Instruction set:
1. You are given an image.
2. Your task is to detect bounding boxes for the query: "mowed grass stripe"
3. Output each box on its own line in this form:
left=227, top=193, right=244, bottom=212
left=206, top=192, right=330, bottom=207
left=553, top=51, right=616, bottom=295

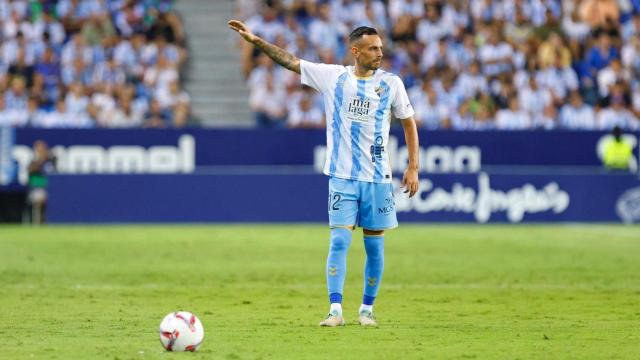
left=1, top=225, right=639, bottom=359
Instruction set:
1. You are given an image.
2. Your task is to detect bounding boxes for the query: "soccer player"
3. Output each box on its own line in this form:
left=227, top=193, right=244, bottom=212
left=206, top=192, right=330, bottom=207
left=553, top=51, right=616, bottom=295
left=229, top=20, right=419, bottom=327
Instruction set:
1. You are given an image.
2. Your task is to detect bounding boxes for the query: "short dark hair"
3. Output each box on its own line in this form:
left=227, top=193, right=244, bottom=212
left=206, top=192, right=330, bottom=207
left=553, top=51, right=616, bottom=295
left=349, top=26, right=378, bottom=44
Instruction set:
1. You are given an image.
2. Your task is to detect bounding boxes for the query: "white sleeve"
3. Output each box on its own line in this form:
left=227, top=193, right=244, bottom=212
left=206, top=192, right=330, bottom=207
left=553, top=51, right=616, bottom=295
left=391, top=76, right=415, bottom=120
left=300, top=60, right=343, bottom=93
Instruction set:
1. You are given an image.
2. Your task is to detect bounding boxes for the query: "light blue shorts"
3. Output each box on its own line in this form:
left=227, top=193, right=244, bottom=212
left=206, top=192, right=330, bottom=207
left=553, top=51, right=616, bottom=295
left=328, top=177, right=398, bottom=230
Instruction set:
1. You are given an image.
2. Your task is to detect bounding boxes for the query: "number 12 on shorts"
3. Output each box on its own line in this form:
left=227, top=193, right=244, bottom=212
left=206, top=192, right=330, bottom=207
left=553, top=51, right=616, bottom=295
left=329, top=193, right=341, bottom=211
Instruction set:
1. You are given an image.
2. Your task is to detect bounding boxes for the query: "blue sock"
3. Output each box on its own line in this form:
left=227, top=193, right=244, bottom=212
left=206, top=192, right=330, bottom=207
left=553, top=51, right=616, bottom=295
left=363, top=235, right=384, bottom=305
left=326, top=228, right=352, bottom=304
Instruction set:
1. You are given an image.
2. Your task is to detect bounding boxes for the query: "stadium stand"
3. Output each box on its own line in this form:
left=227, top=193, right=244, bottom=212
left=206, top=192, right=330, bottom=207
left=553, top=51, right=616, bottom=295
left=0, top=0, right=190, bottom=128
left=175, top=0, right=253, bottom=127
left=237, top=0, right=640, bottom=130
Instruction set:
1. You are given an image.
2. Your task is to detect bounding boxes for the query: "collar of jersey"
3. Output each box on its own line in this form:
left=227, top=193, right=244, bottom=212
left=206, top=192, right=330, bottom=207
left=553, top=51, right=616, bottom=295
left=349, top=66, right=376, bottom=80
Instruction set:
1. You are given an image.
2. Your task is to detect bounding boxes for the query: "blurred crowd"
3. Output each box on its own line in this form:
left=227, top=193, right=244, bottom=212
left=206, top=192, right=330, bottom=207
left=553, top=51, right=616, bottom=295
left=237, top=0, right=640, bottom=131
left=0, top=0, right=190, bottom=128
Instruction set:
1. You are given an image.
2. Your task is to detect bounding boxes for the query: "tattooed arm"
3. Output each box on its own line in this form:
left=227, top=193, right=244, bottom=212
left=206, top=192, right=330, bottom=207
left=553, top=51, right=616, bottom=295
left=228, top=19, right=300, bottom=74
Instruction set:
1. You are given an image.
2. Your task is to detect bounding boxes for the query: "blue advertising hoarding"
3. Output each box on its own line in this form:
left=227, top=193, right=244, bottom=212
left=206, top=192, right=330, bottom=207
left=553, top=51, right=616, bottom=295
left=2, top=128, right=639, bottom=223
left=10, top=128, right=632, bottom=168
left=4, top=128, right=638, bottom=186
left=47, top=172, right=640, bottom=224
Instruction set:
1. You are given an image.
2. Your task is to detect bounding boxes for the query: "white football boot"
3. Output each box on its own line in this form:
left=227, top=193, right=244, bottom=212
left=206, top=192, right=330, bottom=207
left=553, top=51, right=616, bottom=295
left=358, top=310, right=378, bottom=326
left=319, top=310, right=345, bottom=327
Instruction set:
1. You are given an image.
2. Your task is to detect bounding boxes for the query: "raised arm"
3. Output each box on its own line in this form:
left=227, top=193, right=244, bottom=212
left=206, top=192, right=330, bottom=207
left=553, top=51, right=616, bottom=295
left=400, top=117, right=419, bottom=197
left=228, top=19, right=300, bottom=74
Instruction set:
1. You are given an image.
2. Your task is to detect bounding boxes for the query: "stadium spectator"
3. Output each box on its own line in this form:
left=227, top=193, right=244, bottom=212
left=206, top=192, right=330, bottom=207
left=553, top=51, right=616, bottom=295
left=622, top=13, right=640, bottom=40
left=144, top=99, right=171, bottom=128
left=64, top=82, right=92, bottom=126
left=0, top=92, right=28, bottom=127
left=533, top=8, right=563, bottom=41
left=559, top=91, right=597, bottom=129
left=537, top=32, right=571, bottom=69
left=518, top=77, right=552, bottom=120
left=600, top=82, right=632, bottom=108
left=537, top=56, right=579, bottom=103
left=4, top=77, right=28, bottom=111
left=308, top=1, right=348, bottom=60
left=2, top=32, right=38, bottom=67
left=60, top=34, right=91, bottom=68
left=286, top=86, right=324, bottom=128
left=496, top=97, right=530, bottom=130
left=144, top=54, right=178, bottom=98
left=388, top=0, right=423, bottom=22
left=562, top=7, right=591, bottom=42
left=148, top=9, right=187, bottom=48
left=602, top=126, right=634, bottom=171
left=504, top=8, right=534, bottom=44
left=236, top=0, right=640, bottom=131
left=585, top=32, right=619, bottom=78
left=32, top=98, right=70, bottom=128
left=98, top=95, right=144, bottom=128
left=34, top=47, right=61, bottom=103
left=81, top=12, right=116, bottom=46
left=579, top=0, right=619, bottom=29
left=249, top=70, right=287, bottom=128
left=533, top=104, right=558, bottom=129
left=598, top=58, right=630, bottom=97
left=7, top=49, right=34, bottom=87
left=156, top=80, right=188, bottom=111
left=621, top=35, right=640, bottom=76
left=409, top=79, right=450, bottom=129
left=0, top=1, right=188, bottom=128
left=33, top=11, right=66, bottom=46
left=492, top=75, right=516, bottom=109
left=451, top=101, right=475, bottom=130
left=113, top=1, right=145, bottom=38
left=389, top=8, right=414, bottom=42
left=26, top=140, right=55, bottom=224
left=420, top=36, right=452, bottom=72
left=598, top=95, right=639, bottom=130
left=245, top=3, right=287, bottom=44
left=449, top=33, right=477, bottom=71
left=455, top=61, right=488, bottom=99
left=416, top=3, right=451, bottom=45
left=478, top=29, right=513, bottom=76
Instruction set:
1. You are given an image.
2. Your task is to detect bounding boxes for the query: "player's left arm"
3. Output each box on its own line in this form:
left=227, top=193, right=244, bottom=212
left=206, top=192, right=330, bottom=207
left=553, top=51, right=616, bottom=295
left=400, top=117, right=419, bottom=197
left=391, top=76, right=419, bottom=197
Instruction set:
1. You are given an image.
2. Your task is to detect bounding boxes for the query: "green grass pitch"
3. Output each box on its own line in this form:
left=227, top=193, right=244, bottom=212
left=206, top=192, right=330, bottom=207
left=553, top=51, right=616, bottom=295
left=2, top=224, right=639, bottom=359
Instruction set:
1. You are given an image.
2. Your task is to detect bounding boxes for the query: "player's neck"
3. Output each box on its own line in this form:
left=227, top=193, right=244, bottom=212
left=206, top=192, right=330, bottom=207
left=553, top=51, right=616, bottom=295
left=353, top=64, right=375, bottom=79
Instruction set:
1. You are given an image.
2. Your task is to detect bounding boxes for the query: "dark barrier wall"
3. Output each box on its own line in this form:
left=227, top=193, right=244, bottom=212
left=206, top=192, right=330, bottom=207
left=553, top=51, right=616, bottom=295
left=9, top=128, right=638, bottom=169
left=3, top=129, right=639, bottom=223
left=48, top=173, right=640, bottom=224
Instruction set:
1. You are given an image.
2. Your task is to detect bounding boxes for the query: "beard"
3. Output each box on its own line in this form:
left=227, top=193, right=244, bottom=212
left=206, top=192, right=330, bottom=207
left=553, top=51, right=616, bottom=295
left=368, top=59, right=382, bottom=70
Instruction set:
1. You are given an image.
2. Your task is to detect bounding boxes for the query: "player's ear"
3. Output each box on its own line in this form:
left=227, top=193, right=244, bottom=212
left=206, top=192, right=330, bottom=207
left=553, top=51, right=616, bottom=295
left=350, top=45, right=358, bottom=57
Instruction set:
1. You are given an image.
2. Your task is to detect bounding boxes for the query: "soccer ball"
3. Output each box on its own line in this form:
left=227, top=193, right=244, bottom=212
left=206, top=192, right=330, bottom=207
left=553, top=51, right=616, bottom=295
left=158, top=311, right=204, bottom=352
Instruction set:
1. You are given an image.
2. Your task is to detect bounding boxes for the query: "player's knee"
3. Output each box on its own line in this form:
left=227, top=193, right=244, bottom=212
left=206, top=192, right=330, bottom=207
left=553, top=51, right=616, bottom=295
left=330, top=237, right=350, bottom=252
left=364, top=236, right=384, bottom=259
left=330, top=228, right=352, bottom=252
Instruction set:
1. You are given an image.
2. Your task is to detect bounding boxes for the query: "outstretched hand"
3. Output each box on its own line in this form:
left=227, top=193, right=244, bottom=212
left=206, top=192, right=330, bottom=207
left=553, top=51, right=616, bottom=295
left=228, top=19, right=255, bottom=43
left=402, top=167, right=419, bottom=198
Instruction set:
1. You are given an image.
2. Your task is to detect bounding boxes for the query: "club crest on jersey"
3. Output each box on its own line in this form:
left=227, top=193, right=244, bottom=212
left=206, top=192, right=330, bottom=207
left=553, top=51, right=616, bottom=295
left=374, top=86, right=386, bottom=97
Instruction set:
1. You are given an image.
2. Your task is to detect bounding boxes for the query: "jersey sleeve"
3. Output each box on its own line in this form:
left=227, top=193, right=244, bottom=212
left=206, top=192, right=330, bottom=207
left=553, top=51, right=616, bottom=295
left=300, top=60, right=344, bottom=93
left=390, top=76, right=415, bottom=120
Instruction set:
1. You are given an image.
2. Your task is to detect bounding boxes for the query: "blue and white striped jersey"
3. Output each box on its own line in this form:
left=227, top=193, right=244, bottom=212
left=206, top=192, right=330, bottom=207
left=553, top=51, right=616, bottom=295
left=300, top=60, right=414, bottom=184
